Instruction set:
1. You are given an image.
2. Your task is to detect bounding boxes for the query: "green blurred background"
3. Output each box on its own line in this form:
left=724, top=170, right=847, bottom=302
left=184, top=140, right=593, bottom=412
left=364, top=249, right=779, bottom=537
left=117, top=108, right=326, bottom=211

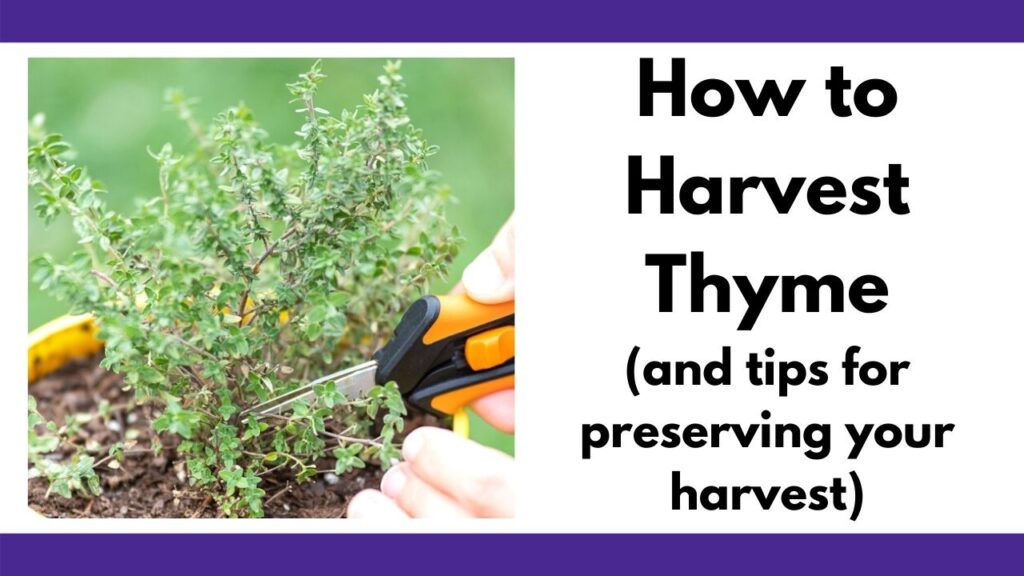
left=28, top=58, right=514, bottom=452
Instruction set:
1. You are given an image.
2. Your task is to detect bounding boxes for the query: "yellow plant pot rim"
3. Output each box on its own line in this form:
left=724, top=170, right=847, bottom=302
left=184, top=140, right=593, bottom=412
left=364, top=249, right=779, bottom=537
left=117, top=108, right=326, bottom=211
left=28, top=314, right=103, bottom=384
left=27, top=303, right=294, bottom=385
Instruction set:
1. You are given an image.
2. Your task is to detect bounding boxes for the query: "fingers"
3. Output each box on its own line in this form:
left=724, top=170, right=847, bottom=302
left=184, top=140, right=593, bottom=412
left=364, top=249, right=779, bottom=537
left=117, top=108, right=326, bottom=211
left=462, top=215, right=515, bottom=304
left=347, top=428, right=515, bottom=519
left=377, top=462, right=472, bottom=518
left=353, top=215, right=517, bottom=521
left=401, top=427, right=515, bottom=518
left=346, top=489, right=409, bottom=519
left=348, top=468, right=472, bottom=519
left=470, top=389, right=515, bottom=434
left=459, top=215, right=516, bottom=431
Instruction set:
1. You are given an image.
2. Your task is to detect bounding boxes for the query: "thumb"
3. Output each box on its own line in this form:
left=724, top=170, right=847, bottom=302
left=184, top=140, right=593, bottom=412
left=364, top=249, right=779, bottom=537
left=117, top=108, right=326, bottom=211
left=462, top=216, right=514, bottom=304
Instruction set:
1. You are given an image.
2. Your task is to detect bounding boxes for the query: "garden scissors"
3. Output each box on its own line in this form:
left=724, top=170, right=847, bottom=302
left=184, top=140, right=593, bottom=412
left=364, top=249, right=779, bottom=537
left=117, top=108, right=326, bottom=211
left=241, top=293, right=514, bottom=436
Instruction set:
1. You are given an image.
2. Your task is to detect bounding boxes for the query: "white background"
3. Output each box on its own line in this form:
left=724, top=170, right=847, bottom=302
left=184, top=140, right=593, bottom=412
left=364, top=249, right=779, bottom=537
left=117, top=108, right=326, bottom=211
left=1, top=44, right=1022, bottom=532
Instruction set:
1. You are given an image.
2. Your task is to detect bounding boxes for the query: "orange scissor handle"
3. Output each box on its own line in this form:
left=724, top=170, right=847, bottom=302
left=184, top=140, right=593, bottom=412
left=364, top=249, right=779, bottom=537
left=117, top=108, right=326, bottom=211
left=423, top=294, right=514, bottom=344
left=373, top=293, right=514, bottom=416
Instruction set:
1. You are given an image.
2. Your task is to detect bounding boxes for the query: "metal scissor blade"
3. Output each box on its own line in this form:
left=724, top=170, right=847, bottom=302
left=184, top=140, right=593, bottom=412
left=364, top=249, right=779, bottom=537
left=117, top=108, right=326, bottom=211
left=240, top=360, right=379, bottom=419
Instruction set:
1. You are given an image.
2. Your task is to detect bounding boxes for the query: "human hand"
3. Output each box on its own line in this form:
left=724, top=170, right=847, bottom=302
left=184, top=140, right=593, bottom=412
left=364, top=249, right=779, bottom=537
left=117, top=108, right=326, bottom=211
left=458, top=215, right=515, bottom=433
left=347, top=216, right=516, bottom=518
left=347, top=427, right=514, bottom=518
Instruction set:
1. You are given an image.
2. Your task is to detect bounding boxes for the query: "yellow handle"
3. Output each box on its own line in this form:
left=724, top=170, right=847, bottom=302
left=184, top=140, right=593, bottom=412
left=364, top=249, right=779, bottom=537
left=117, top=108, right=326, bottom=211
left=453, top=407, right=470, bottom=438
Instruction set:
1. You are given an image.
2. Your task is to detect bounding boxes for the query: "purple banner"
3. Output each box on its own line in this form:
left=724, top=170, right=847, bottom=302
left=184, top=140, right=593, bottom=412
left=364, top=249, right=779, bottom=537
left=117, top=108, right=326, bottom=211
left=2, top=534, right=1023, bottom=575
left=1, top=0, right=1023, bottom=42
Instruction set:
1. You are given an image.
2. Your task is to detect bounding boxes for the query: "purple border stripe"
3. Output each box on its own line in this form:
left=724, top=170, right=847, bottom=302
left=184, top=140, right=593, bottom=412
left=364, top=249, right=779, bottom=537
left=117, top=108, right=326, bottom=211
left=2, top=0, right=1024, bottom=41
left=2, top=534, right=1023, bottom=575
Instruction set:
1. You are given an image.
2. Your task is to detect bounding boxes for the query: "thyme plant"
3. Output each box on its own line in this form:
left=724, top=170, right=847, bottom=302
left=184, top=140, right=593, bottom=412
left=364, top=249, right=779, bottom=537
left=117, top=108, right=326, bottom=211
left=28, top=61, right=461, bottom=517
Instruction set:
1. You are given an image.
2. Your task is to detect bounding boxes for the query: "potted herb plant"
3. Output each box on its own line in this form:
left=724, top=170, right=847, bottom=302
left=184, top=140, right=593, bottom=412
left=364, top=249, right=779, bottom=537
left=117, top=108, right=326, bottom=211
left=27, top=61, right=463, bottom=518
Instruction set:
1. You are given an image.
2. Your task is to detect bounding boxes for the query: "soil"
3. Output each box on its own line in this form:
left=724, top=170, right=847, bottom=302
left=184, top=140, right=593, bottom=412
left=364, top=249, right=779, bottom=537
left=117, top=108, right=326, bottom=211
left=28, top=354, right=438, bottom=518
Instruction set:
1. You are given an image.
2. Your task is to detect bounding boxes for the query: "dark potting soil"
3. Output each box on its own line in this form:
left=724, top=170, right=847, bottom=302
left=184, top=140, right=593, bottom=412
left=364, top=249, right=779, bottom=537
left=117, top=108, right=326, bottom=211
left=28, top=354, right=439, bottom=518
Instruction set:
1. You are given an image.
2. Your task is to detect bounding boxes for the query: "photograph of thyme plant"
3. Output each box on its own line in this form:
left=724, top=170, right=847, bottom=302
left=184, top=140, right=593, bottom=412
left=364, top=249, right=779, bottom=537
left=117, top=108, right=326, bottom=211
left=27, top=59, right=513, bottom=518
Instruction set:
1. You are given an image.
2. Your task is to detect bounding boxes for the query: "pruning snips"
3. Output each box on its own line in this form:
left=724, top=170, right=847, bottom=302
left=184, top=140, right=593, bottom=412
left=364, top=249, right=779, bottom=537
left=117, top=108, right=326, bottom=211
left=241, top=293, right=514, bottom=437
